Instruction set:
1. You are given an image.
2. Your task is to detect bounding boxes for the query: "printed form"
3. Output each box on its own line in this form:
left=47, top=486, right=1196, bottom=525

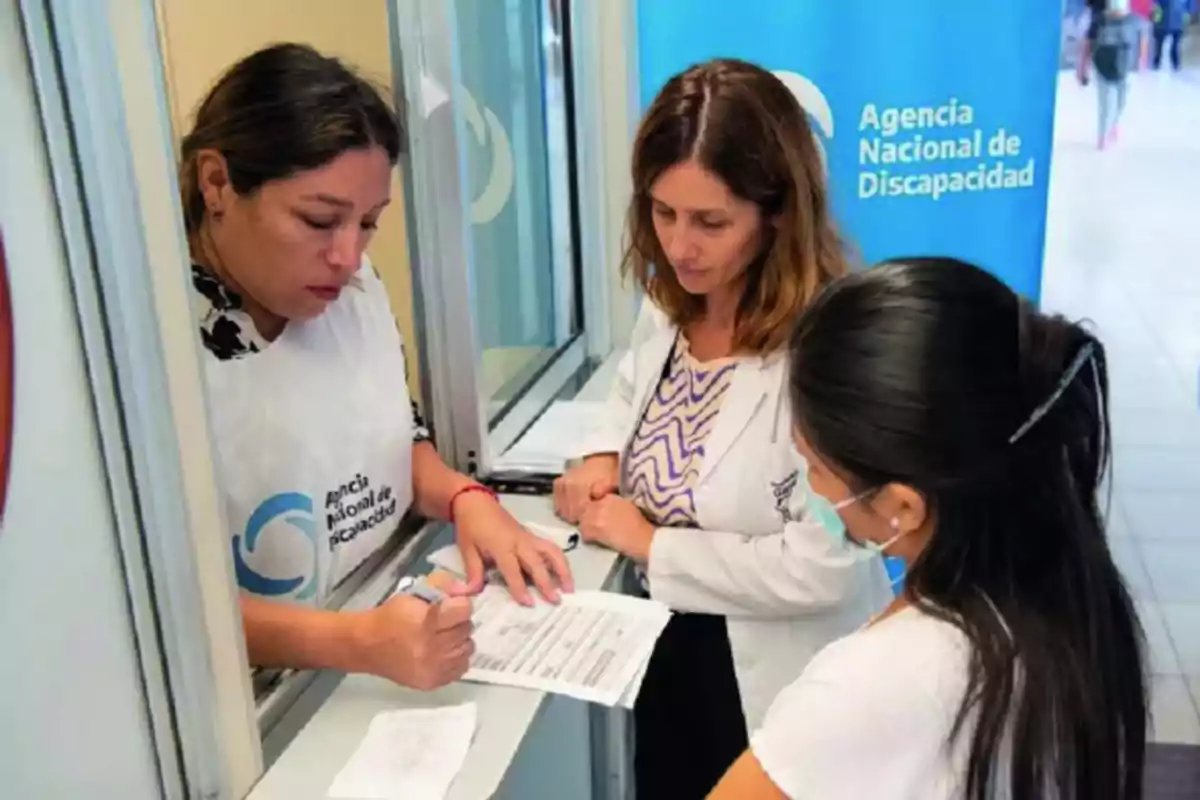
left=464, top=586, right=671, bottom=708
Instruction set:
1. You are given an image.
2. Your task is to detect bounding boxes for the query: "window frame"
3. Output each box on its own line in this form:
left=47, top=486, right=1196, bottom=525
left=20, top=0, right=260, bottom=794
left=395, top=0, right=607, bottom=479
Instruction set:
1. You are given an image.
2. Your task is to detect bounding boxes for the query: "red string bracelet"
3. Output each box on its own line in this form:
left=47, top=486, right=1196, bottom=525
left=448, top=483, right=498, bottom=522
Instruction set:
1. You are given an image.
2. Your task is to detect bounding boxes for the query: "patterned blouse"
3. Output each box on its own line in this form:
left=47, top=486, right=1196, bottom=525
left=625, top=336, right=738, bottom=527
left=191, top=264, right=431, bottom=442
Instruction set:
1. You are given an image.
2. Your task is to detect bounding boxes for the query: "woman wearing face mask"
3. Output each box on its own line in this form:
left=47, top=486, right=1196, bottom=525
left=183, top=43, right=572, bottom=691
left=553, top=59, right=889, bottom=798
left=712, top=257, right=1147, bottom=799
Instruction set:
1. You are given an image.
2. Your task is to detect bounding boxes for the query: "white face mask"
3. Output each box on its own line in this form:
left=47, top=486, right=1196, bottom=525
left=808, top=487, right=909, bottom=562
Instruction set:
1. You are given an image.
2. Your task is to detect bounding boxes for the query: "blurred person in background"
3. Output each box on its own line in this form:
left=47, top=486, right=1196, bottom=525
left=1131, top=0, right=1155, bottom=69
left=1152, top=0, right=1195, bottom=71
left=1079, top=0, right=1138, bottom=149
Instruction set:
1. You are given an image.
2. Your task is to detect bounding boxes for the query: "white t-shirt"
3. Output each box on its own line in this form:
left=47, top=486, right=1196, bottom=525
left=750, top=606, right=1005, bottom=800
left=200, top=263, right=415, bottom=606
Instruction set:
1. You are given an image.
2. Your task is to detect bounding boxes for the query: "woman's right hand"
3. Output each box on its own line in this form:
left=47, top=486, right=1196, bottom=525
left=352, top=593, right=474, bottom=690
left=554, top=454, right=620, bottom=524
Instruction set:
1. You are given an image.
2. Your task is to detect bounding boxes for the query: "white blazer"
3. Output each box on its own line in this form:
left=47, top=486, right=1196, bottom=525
left=581, top=302, right=891, bottom=731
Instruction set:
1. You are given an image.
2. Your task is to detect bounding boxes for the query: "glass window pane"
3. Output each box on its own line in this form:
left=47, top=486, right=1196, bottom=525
left=454, top=0, right=580, bottom=418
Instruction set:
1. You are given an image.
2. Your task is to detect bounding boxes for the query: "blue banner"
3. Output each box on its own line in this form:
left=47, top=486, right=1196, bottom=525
left=637, top=2, right=1062, bottom=301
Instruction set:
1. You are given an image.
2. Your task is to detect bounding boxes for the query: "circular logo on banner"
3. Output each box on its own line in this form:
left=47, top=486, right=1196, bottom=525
left=460, top=87, right=515, bottom=225
left=772, top=70, right=835, bottom=174
left=232, top=492, right=319, bottom=600
left=0, top=231, right=12, bottom=529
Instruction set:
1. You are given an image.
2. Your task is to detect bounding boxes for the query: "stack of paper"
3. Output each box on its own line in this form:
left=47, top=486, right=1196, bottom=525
left=328, top=703, right=477, bottom=800
left=464, top=585, right=671, bottom=709
left=418, top=518, right=668, bottom=709
left=491, top=400, right=608, bottom=473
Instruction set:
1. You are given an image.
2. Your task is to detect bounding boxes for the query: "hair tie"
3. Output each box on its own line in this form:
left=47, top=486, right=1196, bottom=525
left=1009, top=342, right=1097, bottom=445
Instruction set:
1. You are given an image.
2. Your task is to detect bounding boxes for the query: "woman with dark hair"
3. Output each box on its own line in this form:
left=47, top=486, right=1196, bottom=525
left=182, top=43, right=571, bottom=690
left=553, top=58, right=888, bottom=798
left=711, top=257, right=1147, bottom=799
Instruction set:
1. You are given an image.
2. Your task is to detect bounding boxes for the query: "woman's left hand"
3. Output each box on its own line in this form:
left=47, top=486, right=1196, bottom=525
left=578, top=495, right=656, bottom=563
left=454, top=493, right=575, bottom=606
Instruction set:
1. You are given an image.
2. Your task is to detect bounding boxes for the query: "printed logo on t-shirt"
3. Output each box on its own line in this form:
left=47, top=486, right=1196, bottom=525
left=233, top=473, right=401, bottom=601
left=232, top=492, right=319, bottom=600
left=772, top=469, right=801, bottom=523
left=324, top=472, right=398, bottom=549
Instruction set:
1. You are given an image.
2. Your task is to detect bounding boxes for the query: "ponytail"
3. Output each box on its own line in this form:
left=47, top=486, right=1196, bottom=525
left=1013, top=302, right=1109, bottom=489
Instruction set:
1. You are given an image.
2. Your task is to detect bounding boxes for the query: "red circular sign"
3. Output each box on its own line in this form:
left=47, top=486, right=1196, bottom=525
left=0, top=231, right=13, bottom=524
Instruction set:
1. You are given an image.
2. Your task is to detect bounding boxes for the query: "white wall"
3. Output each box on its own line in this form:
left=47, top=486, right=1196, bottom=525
left=0, top=2, right=162, bottom=795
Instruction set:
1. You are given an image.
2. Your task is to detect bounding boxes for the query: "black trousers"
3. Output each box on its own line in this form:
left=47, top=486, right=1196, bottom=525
left=633, top=611, right=748, bottom=799
left=1153, top=29, right=1183, bottom=70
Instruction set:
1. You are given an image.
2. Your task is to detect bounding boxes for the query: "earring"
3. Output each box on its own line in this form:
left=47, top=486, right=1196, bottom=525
left=890, top=517, right=900, bottom=530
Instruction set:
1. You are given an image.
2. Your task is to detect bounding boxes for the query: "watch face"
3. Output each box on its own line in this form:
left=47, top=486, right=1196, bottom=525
left=0, top=231, right=12, bottom=528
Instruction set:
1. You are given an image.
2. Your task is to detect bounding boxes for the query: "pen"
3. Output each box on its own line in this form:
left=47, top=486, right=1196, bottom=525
left=393, top=575, right=446, bottom=604
left=480, top=471, right=559, bottom=496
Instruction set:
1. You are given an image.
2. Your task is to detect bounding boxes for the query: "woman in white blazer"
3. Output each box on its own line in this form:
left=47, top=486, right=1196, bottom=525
left=553, top=59, right=889, bottom=799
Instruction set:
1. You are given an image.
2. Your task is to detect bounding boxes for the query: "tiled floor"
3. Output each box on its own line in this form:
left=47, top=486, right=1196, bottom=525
left=1041, top=66, right=1200, bottom=746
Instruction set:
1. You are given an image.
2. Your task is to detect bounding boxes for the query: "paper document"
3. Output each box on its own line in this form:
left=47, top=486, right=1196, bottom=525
left=464, top=586, right=672, bottom=707
left=618, top=651, right=654, bottom=710
left=328, top=702, right=477, bottom=800
left=491, top=400, right=607, bottom=472
left=426, top=521, right=580, bottom=580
